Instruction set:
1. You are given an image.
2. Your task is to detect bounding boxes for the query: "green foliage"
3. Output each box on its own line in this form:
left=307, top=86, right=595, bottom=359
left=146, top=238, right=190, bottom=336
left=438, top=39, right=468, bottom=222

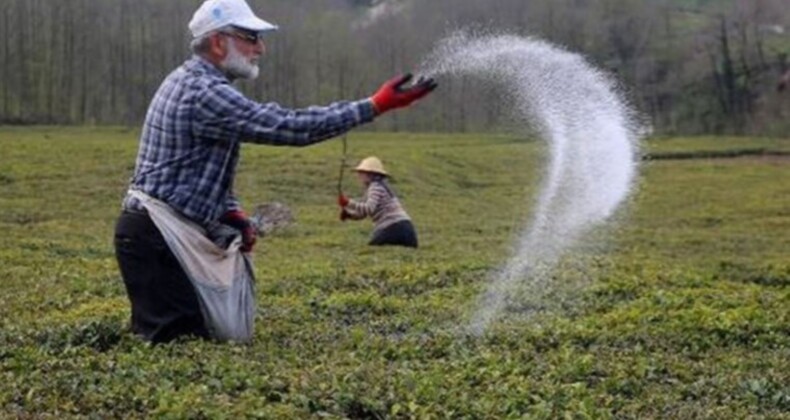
left=1, top=128, right=788, bottom=418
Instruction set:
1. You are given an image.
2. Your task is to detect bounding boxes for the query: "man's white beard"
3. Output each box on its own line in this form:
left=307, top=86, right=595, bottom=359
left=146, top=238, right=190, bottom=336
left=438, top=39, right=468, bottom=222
left=221, top=41, right=260, bottom=80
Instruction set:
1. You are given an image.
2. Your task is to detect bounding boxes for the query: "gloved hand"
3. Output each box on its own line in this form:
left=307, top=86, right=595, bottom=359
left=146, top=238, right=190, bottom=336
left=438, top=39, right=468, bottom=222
left=338, top=193, right=350, bottom=207
left=370, top=73, right=438, bottom=115
left=339, top=208, right=350, bottom=222
left=220, top=210, right=256, bottom=253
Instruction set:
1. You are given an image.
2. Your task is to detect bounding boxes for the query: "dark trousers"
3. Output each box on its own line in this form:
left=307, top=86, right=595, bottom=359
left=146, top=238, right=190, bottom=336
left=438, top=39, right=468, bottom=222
left=114, top=210, right=208, bottom=343
left=369, top=220, right=418, bottom=248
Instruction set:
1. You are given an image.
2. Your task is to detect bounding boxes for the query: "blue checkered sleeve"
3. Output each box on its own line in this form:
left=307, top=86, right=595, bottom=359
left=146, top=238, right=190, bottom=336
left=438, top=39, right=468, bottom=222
left=196, top=82, right=376, bottom=146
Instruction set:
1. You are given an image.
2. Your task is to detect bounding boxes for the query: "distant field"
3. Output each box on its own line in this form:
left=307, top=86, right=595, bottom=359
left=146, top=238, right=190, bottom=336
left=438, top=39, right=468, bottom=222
left=0, top=127, right=788, bottom=418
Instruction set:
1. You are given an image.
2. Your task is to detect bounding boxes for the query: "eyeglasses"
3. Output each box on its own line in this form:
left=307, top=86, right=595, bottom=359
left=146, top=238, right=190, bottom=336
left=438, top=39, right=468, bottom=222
left=221, top=28, right=265, bottom=45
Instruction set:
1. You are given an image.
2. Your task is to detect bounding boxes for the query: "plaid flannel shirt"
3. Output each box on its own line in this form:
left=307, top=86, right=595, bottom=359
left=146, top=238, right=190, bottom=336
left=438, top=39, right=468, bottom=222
left=124, top=56, right=376, bottom=225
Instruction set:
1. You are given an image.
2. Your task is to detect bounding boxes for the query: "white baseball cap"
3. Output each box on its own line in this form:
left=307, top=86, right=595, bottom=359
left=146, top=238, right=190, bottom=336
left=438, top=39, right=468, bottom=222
left=189, top=0, right=278, bottom=39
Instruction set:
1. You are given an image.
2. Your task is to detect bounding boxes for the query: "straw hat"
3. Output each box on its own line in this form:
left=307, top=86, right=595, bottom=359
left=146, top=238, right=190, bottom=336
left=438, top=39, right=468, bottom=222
left=353, top=156, right=388, bottom=176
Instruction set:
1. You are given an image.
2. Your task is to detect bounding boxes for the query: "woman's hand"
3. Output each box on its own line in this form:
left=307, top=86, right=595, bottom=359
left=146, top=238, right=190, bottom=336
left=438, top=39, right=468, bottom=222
left=339, top=208, right=350, bottom=222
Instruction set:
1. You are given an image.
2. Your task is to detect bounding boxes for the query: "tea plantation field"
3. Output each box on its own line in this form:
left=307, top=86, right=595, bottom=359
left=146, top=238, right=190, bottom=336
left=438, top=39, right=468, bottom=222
left=1, top=127, right=788, bottom=418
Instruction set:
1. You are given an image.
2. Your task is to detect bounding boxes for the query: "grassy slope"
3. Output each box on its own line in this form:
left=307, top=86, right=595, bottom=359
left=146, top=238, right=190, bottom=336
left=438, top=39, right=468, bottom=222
left=0, top=127, right=788, bottom=418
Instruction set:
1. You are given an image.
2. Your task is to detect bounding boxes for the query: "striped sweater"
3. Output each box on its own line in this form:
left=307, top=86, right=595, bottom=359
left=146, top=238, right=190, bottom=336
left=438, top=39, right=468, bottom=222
left=344, top=181, right=410, bottom=232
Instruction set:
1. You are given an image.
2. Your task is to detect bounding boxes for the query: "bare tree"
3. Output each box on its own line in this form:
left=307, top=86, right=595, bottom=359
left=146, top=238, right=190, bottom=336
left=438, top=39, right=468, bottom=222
left=1, top=0, right=788, bottom=134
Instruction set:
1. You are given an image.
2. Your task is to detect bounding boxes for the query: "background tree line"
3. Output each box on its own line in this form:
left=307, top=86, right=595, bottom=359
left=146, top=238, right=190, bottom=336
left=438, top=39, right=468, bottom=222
left=1, top=0, right=788, bottom=135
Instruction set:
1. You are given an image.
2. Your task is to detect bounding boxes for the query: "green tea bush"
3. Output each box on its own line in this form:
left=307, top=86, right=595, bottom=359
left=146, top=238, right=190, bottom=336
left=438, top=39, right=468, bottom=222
left=0, top=129, right=788, bottom=418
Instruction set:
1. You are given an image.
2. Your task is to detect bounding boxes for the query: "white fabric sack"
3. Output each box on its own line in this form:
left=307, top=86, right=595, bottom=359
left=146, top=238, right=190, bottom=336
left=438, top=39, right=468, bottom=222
left=129, top=190, right=256, bottom=342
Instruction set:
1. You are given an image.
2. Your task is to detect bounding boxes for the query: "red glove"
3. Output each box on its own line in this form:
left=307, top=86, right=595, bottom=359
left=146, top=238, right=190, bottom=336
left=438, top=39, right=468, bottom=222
left=370, top=73, right=438, bottom=115
left=220, top=210, right=256, bottom=253
left=338, top=194, right=350, bottom=207
left=339, top=209, right=350, bottom=222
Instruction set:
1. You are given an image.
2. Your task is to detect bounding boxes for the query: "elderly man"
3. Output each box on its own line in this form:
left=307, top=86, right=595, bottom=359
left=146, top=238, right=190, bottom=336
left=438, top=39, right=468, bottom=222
left=114, top=0, right=436, bottom=343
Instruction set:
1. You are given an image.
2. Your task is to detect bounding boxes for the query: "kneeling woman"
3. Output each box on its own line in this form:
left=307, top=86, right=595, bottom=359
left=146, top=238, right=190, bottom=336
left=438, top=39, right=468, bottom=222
left=338, top=156, right=418, bottom=248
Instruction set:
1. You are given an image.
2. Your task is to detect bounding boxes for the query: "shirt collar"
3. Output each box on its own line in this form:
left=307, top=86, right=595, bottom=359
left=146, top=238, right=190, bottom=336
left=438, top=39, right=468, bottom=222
left=186, top=55, right=230, bottom=81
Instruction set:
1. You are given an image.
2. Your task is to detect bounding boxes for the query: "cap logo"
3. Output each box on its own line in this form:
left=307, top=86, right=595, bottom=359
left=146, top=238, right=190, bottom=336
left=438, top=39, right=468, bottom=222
left=212, top=7, right=223, bottom=19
